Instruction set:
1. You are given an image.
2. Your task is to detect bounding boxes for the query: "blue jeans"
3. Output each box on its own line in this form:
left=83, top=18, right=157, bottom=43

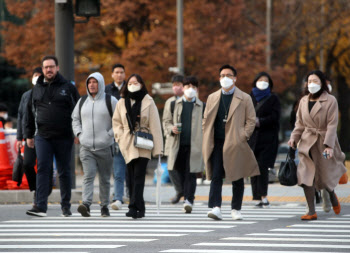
left=113, top=149, right=126, bottom=202
left=35, top=135, right=73, bottom=212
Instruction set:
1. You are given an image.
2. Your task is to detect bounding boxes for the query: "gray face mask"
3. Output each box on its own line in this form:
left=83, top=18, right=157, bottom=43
left=0, top=112, right=8, bottom=120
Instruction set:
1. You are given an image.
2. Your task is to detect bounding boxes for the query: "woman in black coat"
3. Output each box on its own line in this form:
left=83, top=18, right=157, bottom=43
left=248, top=72, right=281, bottom=207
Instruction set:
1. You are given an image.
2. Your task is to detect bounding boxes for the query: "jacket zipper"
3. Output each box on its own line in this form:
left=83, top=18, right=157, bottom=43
left=92, top=99, right=95, bottom=150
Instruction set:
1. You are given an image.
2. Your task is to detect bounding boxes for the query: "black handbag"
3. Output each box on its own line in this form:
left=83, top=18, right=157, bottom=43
left=12, top=148, right=24, bottom=186
left=278, top=148, right=298, bottom=186
left=134, top=130, right=154, bottom=150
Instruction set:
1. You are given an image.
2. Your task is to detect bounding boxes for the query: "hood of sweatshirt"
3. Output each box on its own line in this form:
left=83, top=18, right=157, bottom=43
left=86, top=72, right=105, bottom=100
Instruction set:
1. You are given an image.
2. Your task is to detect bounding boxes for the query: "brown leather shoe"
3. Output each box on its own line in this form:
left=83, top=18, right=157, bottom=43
left=333, top=194, right=341, bottom=215
left=301, top=213, right=317, bottom=220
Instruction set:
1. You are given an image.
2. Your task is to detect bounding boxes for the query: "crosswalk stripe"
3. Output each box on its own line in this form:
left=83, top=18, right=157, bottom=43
left=0, top=224, right=234, bottom=228
left=248, top=233, right=350, bottom=237
left=0, top=233, right=185, bottom=237
left=76, top=213, right=293, bottom=218
left=220, top=237, right=350, bottom=242
left=94, top=210, right=305, bottom=214
left=0, top=229, right=213, bottom=233
left=193, top=242, right=350, bottom=249
left=0, top=238, right=156, bottom=242
left=31, top=217, right=276, bottom=221
left=161, top=250, right=344, bottom=253
left=291, top=224, right=350, bottom=228
left=271, top=228, right=350, bottom=233
left=0, top=245, right=124, bottom=249
left=310, top=220, right=350, bottom=223
left=3, top=220, right=255, bottom=225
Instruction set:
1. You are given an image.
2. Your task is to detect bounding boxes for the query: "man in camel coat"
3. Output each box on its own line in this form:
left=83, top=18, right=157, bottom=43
left=202, top=64, right=259, bottom=220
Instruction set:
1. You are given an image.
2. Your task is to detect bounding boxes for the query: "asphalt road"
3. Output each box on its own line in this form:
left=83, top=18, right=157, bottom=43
left=1, top=202, right=350, bottom=253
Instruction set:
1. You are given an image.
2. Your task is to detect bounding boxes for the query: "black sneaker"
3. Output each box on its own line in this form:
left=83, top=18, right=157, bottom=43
left=137, top=211, right=145, bottom=218
left=101, top=206, right=110, bottom=217
left=62, top=207, right=72, bottom=217
left=77, top=204, right=90, bottom=217
left=26, top=206, right=47, bottom=217
left=126, top=209, right=137, bottom=219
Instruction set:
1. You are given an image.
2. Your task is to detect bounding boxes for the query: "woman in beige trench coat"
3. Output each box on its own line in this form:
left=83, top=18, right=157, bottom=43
left=112, top=74, right=163, bottom=219
left=288, top=70, right=346, bottom=220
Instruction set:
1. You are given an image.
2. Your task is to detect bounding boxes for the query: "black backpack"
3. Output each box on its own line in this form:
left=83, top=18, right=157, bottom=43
left=79, top=94, right=113, bottom=120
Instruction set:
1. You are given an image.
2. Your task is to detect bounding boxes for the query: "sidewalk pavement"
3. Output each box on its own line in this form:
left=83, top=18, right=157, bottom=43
left=1, top=168, right=349, bottom=205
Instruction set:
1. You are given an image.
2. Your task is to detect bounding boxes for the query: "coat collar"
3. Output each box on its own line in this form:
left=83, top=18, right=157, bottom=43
left=141, top=94, right=153, bottom=112
left=308, top=91, right=328, bottom=119
left=226, top=87, right=243, bottom=122
left=175, top=97, right=202, bottom=106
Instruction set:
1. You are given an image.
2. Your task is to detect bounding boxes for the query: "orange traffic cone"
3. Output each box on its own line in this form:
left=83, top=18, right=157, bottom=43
left=0, top=122, right=10, bottom=170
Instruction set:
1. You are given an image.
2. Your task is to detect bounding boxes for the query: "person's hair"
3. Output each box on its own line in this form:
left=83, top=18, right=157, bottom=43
left=120, top=74, right=148, bottom=98
left=252, top=71, right=274, bottom=90
left=219, top=64, right=237, bottom=76
left=0, top=103, right=8, bottom=112
left=183, top=76, right=199, bottom=87
left=112, top=63, right=125, bottom=72
left=42, top=55, right=58, bottom=66
left=304, top=70, right=329, bottom=98
left=171, top=75, right=184, bottom=83
left=33, top=67, right=43, bottom=75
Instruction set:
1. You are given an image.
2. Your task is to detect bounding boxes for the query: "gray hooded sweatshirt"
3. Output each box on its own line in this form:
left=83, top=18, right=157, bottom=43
left=72, top=72, right=118, bottom=151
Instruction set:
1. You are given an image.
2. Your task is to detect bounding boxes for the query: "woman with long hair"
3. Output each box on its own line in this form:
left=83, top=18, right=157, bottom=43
left=288, top=70, right=346, bottom=220
left=112, top=74, right=163, bottom=219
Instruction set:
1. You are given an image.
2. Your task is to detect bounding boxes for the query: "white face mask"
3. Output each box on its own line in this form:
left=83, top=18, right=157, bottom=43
left=308, top=83, right=321, bottom=94
left=256, top=81, right=269, bottom=90
left=127, top=84, right=141, bottom=93
left=220, top=77, right=234, bottom=89
left=328, top=84, right=332, bottom=93
left=184, top=87, right=197, bottom=99
left=32, top=76, right=39, bottom=85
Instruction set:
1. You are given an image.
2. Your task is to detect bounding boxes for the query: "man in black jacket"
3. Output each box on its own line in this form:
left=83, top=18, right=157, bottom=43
left=25, top=55, right=80, bottom=217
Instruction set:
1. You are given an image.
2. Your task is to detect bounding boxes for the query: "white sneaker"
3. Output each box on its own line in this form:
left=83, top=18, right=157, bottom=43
left=207, top=207, right=222, bottom=220
left=231, top=209, right=243, bottom=220
left=183, top=200, right=192, bottom=213
left=111, top=200, right=122, bottom=210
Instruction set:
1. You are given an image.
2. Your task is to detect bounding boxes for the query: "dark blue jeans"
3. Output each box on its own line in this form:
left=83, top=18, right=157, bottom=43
left=35, top=135, right=73, bottom=211
left=208, top=139, right=244, bottom=210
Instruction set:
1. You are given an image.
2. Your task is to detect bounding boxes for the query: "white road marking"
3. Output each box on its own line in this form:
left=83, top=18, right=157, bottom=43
left=194, top=242, right=350, bottom=249
left=0, top=238, right=156, bottom=242
left=0, top=245, right=124, bottom=249
left=220, top=237, right=350, bottom=242
left=0, top=233, right=185, bottom=237
left=271, top=228, right=350, bottom=233
left=0, top=224, right=233, bottom=228
left=4, top=220, right=255, bottom=225
left=160, top=250, right=344, bottom=253
left=248, top=233, right=350, bottom=238
left=0, top=228, right=213, bottom=233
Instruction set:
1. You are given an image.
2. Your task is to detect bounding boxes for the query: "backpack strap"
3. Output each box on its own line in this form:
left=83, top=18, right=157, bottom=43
left=105, top=93, right=113, bottom=118
left=202, top=102, right=206, bottom=116
left=78, top=95, right=88, bottom=122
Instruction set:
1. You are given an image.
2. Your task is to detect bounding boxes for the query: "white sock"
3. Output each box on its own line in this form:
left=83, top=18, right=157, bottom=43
left=262, top=198, right=268, bottom=203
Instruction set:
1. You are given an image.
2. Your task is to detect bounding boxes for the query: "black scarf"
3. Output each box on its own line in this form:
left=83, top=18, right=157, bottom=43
left=125, top=90, right=147, bottom=132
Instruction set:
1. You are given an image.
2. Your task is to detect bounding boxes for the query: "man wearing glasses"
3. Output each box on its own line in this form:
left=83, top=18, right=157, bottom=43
left=202, top=64, right=259, bottom=220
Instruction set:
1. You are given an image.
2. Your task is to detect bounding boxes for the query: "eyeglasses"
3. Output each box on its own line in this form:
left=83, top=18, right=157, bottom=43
left=220, top=74, right=234, bottom=78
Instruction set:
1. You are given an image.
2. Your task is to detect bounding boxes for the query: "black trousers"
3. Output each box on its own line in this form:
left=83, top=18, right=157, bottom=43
left=174, top=146, right=196, bottom=204
left=127, top=157, right=149, bottom=213
left=23, top=142, right=37, bottom=191
left=208, top=139, right=244, bottom=210
left=251, top=164, right=269, bottom=200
